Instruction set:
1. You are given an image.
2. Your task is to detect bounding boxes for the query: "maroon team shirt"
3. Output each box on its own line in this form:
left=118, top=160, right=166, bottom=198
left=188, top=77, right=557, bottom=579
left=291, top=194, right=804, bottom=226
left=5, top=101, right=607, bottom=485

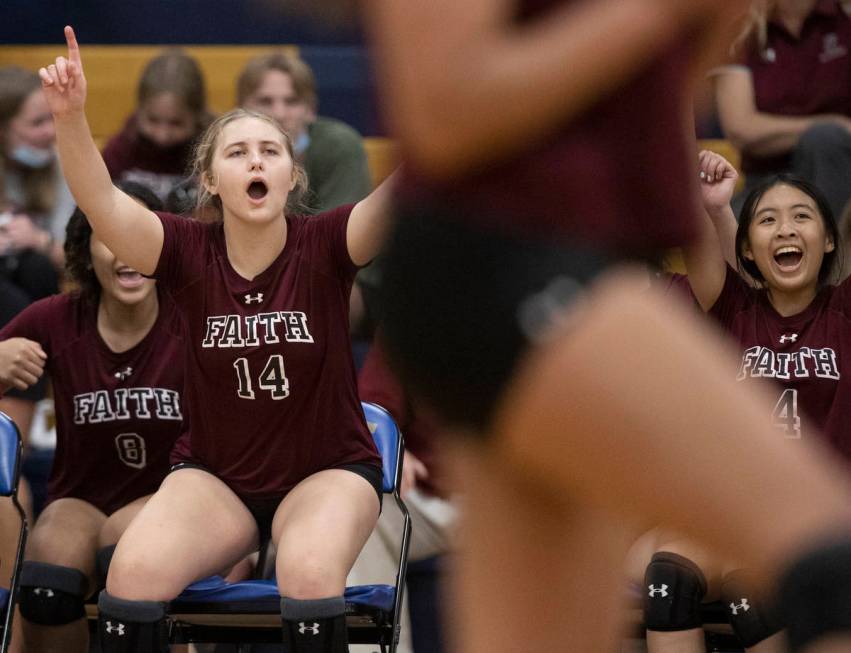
left=398, top=0, right=700, bottom=253
left=102, top=115, right=195, bottom=201
left=0, top=292, right=185, bottom=515
left=710, top=266, right=851, bottom=461
left=732, top=0, right=851, bottom=175
left=154, top=208, right=380, bottom=499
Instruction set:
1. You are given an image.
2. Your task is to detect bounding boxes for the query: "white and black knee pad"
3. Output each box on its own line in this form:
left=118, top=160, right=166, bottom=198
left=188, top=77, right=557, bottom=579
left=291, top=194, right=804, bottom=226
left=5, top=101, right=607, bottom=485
left=281, top=596, right=348, bottom=653
left=721, top=570, right=783, bottom=648
left=97, top=591, right=168, bottom=653
left=779, top=539, right=851, bottom=652
left=644, top=551, right=708, bottom=632
left=18, top=561, right=87, bottom=625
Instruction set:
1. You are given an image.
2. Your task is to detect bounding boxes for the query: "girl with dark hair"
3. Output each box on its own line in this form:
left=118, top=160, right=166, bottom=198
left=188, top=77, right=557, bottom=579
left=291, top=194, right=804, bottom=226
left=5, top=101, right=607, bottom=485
left=644, top=153, right=851, bottom=653
left=102, top=50, right=213, bottom=203
left=0, top=183, right=185, bottom=653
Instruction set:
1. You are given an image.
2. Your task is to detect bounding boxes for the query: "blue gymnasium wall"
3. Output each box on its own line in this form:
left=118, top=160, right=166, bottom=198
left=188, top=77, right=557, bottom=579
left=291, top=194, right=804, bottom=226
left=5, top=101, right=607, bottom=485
left=2, top=1, right=384, bottom=135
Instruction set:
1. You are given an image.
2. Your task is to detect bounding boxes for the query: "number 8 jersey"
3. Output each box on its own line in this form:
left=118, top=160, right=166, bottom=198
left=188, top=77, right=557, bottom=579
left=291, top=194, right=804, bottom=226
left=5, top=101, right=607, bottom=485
left=154, top=207, right=380, bottom=499
left=710, top=266, right=851, bottom=461
left=0, top=291, right=185, bottom=515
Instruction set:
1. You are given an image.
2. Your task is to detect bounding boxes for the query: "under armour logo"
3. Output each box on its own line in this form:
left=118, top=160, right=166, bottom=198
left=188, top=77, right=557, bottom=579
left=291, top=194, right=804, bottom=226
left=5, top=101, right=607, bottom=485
left=779, top=334, right=798, bottom=344
left=298, top=622, right=320, bottom=635
left=244, top=293, right=264, bottom=305
left=33, top=587, right=54, bottom=598
left=648, top=584, right=669, bottom=598
left=730, top=599, right=750, bottom=616
left=104, top=621, right=126, bottom=636
left=114, top=366, right=133, bottom=380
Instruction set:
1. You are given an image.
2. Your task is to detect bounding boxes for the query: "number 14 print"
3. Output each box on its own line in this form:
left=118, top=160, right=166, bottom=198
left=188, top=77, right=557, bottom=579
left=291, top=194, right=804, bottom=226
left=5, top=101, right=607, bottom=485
left=233, top=355, right=290, bottom=399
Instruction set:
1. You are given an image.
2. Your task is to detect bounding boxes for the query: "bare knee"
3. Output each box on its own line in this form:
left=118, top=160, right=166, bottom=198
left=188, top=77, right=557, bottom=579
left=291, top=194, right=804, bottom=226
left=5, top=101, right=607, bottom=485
left=106, top=546, right=182, bottom=601
left=276, top=549, right=345, bottom=599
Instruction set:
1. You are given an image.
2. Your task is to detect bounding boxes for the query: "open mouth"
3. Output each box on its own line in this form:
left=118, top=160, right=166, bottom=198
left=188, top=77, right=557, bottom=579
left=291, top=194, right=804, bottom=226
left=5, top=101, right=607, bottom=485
left=773, top=246, right=803, bottom=271
left=116, top=268, right=145, bottom=289
left=247, top=180, right=268, bottom=201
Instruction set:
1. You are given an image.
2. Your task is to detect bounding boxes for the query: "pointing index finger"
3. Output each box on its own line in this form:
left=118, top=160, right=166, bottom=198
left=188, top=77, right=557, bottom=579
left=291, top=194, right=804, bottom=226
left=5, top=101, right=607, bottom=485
left=65, top=25, right=81, bottom=65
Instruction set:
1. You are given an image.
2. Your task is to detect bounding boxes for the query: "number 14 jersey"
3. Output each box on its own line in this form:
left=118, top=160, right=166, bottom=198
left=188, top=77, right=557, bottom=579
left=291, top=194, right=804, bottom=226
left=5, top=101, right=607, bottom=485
left=155, top=208, right=380, bottom=499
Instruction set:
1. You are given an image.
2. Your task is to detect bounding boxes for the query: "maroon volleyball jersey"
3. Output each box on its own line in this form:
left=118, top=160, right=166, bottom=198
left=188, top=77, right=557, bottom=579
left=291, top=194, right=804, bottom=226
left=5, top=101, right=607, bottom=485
left=397, top=0, right=700, bottom=253
left=0, top=292, right=185, bottom=515
left=710, top=266, right=851, bottom=461
left=154, top=208, right=380, bottom=498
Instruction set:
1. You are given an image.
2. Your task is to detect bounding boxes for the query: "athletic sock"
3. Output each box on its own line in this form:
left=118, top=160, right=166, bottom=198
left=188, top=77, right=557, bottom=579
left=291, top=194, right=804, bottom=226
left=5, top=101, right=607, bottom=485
left=97, top=590, right=168, bottom=653
left=281, top=596, right=347, bottom=653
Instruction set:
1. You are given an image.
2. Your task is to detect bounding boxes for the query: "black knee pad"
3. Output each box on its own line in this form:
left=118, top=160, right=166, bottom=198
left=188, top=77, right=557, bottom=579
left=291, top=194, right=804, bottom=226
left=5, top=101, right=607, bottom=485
left=721, top=570, right=783, bottom=648
left=97, top=590, right=168, bottom=653
left=281, top=596, right=348, bottom=653
left=96, top=545, right=117, bottom=585
left=18, top=561, right=87, bottom=625
left=778, top=539, right=851, bottom=652
left=644, top=551, right=708, bottom=632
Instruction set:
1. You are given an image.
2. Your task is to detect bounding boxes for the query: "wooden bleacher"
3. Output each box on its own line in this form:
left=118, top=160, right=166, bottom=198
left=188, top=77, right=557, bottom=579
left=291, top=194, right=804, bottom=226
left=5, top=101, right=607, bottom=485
left=0, top=45, right=738, bottom=193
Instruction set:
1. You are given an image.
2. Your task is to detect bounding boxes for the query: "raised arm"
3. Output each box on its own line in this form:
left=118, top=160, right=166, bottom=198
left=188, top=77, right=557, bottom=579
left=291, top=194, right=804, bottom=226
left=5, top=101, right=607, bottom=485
left=683, top=150, right=739, bottom=311
left=714, top=67, right=851, bottom=157
left=346, top=170, right=398, bottom=267
left=39, top=27, right=163, bottom=276
left=364, top=0, right=741, bottom=178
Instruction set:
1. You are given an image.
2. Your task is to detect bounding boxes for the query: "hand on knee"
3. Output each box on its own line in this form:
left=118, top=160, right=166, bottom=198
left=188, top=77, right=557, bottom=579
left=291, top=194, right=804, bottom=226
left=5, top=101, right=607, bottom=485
left=644, top=551, right=708, bottom=632
left=19, top=561, right=88, bottom=626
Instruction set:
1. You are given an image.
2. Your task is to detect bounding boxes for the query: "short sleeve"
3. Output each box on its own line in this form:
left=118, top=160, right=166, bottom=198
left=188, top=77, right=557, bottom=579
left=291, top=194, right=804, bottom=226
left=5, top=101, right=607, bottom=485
left=298, top=204, right=360, bottom=280
left=153, top=211, right=213, bottom=292
left=708, top=265, right=755, bottom=329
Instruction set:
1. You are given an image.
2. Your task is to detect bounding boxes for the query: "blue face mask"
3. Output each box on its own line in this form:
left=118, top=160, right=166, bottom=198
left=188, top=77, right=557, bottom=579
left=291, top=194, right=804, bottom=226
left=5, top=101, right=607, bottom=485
left=9, top=145, right=54, bottom=169
left=293, top=131, right=310, bottom=156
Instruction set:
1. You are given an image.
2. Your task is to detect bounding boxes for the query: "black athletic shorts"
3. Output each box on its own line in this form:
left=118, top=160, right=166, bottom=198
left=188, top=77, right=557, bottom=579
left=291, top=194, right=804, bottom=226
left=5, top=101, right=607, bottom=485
left=379, top=200, right=612, bottom=433
left=169, top=461, right=383, bottom=543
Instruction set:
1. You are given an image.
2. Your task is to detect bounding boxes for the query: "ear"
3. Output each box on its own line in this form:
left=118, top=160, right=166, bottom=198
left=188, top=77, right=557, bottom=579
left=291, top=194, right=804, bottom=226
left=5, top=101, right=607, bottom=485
left=825, top=235, right=836, bottom=253
left=202, top=170, right=218, bottom=197
left=289, top=170, right=297, bottom=192
left=742, top=240, right=755, bottom=261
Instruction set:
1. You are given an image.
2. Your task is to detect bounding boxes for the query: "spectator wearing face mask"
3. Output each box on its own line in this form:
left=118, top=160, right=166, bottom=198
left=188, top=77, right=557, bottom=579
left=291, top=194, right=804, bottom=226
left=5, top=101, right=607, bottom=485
left=102, top=49, right=213, bottom=203
left=0, top=66, right=73, bottom=299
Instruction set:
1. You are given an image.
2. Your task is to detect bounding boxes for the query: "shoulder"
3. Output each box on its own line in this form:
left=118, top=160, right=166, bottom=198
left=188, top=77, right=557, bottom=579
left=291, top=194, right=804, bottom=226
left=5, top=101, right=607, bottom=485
left=308, top=117, right=365, bottom=148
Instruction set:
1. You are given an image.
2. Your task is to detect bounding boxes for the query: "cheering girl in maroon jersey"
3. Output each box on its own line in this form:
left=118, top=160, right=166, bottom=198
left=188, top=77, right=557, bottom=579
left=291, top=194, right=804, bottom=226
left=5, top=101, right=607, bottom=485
left=643, top=152, right=851, bottom=653
left=0, top=183, right=184, bottom=653
left=39, top=27, right=395, bottom=653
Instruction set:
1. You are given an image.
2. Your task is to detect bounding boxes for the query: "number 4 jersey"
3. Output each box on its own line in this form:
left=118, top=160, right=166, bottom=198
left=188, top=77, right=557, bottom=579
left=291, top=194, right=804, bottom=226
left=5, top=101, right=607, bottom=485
left=154, top=208, right=380, bottom=499
left=710, top=266, right=851, bottom=461
left=0, top=291, right=185, bottom=515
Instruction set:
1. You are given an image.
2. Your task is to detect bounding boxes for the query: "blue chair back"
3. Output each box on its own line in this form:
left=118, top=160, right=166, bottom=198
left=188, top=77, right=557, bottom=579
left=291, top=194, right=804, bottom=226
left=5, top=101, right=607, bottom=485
left=0, top=412, right=20, bottom=497
left=362, top=402, right=400, bottom=494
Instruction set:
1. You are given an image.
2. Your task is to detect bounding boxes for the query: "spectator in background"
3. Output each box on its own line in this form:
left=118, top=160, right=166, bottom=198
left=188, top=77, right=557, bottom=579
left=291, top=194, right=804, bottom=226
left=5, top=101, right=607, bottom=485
left=237, top=52, right=372, bottom=213
left=714, top=0, right=851, bottom=218
left=102, top=49, right=212, bottom=203
left=0, top=66, right=72, bottom=300
left=357, top=338, right=452, bottom=653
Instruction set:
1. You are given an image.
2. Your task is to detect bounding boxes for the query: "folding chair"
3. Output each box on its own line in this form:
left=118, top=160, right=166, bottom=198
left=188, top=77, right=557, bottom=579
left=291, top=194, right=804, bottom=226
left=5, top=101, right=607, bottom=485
left=168, top=401, right=412, bottom=652
left=0, top=411, right=28, bottom=653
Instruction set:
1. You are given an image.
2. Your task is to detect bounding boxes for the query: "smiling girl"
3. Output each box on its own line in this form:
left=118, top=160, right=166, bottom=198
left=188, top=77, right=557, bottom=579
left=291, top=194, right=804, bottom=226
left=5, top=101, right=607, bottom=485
left=0, top=182, right=184, bottom=653
left=644, top=152, right=851, bottom=653
left=39, top=26, right=395, bottom=653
